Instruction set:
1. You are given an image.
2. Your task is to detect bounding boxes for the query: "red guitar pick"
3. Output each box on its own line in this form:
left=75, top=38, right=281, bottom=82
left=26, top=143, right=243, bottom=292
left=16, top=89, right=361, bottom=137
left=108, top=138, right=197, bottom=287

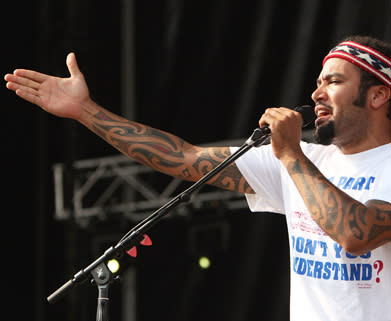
left=140, top=234, right=152, bottom=246
left=125, top=234, right=152, bottom=258
left=126, top=246, right=137, bottom=258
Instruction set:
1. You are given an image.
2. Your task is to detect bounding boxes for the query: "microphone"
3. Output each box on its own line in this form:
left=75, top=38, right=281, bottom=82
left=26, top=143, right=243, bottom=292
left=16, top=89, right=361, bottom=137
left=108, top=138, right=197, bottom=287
left=246, top=105, right=316, bottom=146
left=294, top=105, right=317, bottom=128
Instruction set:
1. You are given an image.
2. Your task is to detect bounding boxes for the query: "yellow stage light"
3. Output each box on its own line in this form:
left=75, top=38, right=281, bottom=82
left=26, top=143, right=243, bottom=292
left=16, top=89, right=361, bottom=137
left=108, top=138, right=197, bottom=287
left=198, top=256, right=211, bottom=269
left=107, top=259, right=120, bottom=273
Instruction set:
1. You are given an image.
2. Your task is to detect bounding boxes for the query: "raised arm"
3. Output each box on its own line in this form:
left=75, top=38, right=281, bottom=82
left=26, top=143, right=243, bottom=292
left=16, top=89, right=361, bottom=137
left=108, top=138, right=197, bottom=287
left=5, top=53, right=252, bottom=194
left=285, top=154, right=391, bottom=255
left=260, top=107, right=391, bottom=255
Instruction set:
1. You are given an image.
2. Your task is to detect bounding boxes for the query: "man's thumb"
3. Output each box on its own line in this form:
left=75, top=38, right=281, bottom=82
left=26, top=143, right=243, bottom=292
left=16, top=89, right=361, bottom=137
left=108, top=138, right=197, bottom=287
left=66, top=52, right=81, bottom=77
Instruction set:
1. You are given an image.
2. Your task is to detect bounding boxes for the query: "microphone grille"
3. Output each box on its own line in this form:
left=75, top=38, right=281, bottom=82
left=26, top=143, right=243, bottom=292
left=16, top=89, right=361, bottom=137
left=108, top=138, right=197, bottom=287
left=294, top=105, right=316, bottom=128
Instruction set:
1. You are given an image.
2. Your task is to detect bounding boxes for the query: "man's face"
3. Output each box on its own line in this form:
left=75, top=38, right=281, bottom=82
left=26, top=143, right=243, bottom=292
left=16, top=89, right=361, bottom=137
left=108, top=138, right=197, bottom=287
left=311, top=58, right=369, bottom=149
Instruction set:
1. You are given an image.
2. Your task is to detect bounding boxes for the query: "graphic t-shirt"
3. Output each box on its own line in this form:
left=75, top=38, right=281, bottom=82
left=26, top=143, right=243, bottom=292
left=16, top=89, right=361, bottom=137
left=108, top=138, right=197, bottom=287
left=232, top=142, right=391, bottom=321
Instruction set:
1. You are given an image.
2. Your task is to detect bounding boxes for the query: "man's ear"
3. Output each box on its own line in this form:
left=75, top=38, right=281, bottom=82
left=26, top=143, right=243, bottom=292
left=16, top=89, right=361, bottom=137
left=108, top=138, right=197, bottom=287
left=368, top=85, right=391, bottom=110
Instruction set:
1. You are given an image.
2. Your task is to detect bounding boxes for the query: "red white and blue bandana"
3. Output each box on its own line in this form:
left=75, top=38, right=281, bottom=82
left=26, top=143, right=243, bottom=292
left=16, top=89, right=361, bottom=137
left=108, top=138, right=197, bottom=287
left=323, top=41, right=391, bottom=88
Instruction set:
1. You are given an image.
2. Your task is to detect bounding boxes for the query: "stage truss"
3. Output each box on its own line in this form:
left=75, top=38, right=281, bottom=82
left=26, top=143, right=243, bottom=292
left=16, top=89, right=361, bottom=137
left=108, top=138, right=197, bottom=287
left=53, top=147, right=246, bottom=227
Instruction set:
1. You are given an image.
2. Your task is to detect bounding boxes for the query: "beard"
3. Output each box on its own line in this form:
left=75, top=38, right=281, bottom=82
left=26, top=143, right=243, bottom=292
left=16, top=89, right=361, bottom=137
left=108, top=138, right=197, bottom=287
left=314, top=120, right=335, bottom=145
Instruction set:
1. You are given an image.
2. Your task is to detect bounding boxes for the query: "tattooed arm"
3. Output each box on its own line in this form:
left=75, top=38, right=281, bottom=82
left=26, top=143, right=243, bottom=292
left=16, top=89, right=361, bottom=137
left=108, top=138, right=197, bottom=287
left=285, top=154, right=391, bottom=255
left=4, top=53, right=252, bottom=194
left=80, top=102, right=252, bottom=193
left=259, top=107, right=391, bottom=255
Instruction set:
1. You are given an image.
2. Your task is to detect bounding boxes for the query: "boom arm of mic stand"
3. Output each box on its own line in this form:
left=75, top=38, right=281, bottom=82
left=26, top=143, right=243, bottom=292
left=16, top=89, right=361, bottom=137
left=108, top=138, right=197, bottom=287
left=115, top=129, right=270, bottom=250
left=46, top=128, right=270, bottom=305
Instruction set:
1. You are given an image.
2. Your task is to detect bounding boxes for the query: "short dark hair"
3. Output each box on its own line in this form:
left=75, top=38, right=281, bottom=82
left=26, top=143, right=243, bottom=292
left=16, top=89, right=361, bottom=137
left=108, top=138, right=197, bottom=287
left=341, top=35, right=391, bottom=119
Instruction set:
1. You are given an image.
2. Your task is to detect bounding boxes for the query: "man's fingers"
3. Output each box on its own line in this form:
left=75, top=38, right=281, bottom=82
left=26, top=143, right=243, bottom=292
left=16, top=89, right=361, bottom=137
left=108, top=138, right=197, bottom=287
left=5, top=73, right=41, bottom=90
left=259, top=107, right=301, bottom=129
left=15, top=88, right=41, bottom=106
left=6, top=78, right=38, bottom=94
left=12, top=69, right=48, bottom=83
left=6, top=77, right=42, bottom=106
left=259, top=108, right=280, bottom=127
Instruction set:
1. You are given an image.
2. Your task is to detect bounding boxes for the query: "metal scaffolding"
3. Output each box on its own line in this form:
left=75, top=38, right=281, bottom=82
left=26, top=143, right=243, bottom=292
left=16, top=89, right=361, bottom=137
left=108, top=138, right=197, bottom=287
left=53, top=150, right=246, bottom=227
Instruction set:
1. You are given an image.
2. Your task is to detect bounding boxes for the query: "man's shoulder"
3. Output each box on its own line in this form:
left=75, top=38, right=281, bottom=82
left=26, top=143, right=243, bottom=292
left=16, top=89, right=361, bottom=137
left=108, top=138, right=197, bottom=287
left=300, top=141, right=338, bottom=156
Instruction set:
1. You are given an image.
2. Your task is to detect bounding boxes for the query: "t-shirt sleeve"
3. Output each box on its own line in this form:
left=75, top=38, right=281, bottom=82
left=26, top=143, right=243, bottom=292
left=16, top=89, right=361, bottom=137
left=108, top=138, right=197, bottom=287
left=230, top=145, right=284, bottom=214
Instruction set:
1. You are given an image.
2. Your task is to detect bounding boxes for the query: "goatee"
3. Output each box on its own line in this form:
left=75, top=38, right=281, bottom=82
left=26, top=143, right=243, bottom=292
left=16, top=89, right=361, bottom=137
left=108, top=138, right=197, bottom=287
left=314, top=121, right=335, bottom=145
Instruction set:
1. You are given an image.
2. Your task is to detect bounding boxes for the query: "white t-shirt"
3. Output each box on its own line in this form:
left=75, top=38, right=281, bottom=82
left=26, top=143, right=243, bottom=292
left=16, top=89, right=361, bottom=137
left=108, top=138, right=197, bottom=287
left=232, top=142, right=391, bottom=321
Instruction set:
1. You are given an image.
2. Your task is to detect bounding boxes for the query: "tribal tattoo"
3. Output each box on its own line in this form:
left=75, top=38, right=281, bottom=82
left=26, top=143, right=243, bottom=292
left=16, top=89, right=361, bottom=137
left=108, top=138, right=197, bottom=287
left=90, top=110, right=252, bottom=193
left=288, top=156, right=391, bottom=254
left=192, top=148, right=252, bottom=192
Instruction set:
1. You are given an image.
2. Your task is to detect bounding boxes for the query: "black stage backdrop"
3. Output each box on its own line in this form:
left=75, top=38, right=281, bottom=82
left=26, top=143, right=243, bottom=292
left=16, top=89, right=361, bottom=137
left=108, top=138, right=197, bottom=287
left=2, top=1, right=390, bottom=321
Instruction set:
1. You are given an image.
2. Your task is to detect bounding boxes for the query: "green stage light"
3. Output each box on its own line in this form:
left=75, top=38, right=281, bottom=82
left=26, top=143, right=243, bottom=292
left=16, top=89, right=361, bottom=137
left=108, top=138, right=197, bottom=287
left=198, top=256, right=211, bottom=269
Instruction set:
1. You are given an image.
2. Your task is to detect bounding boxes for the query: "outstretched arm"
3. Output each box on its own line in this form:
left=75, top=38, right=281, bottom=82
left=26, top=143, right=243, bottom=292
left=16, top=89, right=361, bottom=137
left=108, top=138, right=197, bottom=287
left=78, top=101, right=252, bottom=192
left=5, top=53, right=252, bottom=194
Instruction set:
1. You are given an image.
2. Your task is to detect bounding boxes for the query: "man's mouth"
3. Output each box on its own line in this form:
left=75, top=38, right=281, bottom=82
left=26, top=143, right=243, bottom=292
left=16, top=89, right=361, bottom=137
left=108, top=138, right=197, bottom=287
left=314, top=105, right=332, bottom=127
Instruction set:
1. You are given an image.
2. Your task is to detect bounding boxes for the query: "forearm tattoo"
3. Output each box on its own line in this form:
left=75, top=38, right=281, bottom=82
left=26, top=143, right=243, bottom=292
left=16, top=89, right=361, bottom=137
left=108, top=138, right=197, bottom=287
left=288, top=157, right=391, bottom=250
left=93, top=111, right=187, bottom=170
left=90, top=110, right=252, bottom=193
left=192, top=148, right=252, bottom=193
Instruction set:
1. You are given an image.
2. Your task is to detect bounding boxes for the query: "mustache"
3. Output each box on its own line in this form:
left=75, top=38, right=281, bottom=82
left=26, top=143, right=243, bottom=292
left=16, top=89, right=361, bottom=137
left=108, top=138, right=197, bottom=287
left=316, top=101, right=334, bottom=111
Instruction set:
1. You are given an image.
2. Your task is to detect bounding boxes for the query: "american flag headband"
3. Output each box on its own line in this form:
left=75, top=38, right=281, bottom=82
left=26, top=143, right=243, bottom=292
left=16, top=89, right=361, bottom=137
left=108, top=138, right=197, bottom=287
left=323, top=41, right=391, bottom=88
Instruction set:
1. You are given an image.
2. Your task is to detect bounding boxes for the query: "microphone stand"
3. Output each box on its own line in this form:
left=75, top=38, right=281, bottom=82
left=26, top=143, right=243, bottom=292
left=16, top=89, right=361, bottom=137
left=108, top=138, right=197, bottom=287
left=46, top=128, right=270, bottom=321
